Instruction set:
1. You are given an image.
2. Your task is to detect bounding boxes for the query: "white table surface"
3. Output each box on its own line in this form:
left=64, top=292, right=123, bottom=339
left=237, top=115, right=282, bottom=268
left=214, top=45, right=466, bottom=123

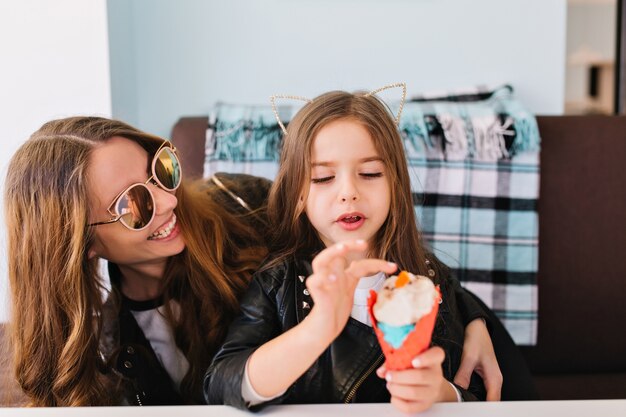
left=1, top=400, right=626, bottom=417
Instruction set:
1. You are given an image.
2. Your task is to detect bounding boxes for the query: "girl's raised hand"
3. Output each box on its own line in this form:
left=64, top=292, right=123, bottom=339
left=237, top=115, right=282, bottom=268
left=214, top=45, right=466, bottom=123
left=304, top=240, right=396, bottom=343
left=377, top=347, right=458, bottom=413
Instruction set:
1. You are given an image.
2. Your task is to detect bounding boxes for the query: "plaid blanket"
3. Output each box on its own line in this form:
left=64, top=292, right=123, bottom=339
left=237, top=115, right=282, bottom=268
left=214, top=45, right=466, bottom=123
left=401, top=86, right=540, bottom=345
left=204, top=86, right=540, bottom=345
left=204, top=102, right=284, bottom=179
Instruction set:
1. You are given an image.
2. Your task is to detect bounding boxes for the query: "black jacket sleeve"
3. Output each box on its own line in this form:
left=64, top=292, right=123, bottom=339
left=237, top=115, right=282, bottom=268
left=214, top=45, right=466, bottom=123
left=434, top=272, right=487, bottom=402
left=455, top=374, right=486, bottom=401
left=204, top=268, right=287, bottom=409
left=448, top=273, right=491, bottom=329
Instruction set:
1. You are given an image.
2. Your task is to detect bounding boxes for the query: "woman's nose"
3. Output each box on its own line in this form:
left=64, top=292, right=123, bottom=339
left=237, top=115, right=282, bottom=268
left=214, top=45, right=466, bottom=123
left=150, top=183, right=178, bottom=215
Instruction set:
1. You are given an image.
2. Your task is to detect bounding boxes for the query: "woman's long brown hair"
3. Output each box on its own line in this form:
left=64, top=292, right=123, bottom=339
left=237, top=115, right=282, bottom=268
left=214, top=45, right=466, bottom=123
left=5, top=117, right=267, bottom=405
left=267, top=91, right=446, bottom=277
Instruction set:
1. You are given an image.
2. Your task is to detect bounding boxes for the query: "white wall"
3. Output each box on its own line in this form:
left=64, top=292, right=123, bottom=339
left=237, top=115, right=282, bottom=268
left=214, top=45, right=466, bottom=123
left=0, top=0, right=112, bottom=322
left=108, top=0, right=567, bottom=138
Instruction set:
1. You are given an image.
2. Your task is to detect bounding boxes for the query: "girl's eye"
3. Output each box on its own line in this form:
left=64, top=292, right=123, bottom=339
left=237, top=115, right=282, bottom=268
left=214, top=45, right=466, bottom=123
left=311, top=176, right=333, bottom=184
left=360, top=172, right=383, bottom=179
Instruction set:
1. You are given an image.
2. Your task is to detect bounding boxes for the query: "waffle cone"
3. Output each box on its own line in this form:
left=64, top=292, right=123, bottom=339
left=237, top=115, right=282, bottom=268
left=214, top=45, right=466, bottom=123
left=367, top=286, right=440, bottom=371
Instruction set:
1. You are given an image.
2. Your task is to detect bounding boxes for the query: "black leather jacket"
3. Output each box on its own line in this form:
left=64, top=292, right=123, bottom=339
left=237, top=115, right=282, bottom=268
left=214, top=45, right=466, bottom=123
left=204, top=256, right=487, bottom=409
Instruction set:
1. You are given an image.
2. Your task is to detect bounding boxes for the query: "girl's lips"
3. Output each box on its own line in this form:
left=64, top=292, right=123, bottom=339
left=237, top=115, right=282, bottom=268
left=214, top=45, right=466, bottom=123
left=336, top=212, right=366, bottom=231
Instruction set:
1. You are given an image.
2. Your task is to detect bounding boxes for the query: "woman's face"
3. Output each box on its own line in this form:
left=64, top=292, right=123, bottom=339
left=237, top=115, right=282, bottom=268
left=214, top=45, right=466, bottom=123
left=87, top=136, right=185, bottom=274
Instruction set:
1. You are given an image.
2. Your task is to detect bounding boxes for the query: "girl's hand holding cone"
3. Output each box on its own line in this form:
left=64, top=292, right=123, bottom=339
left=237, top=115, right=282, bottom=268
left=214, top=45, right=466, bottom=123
left=376, top=347, right=458, bottom=413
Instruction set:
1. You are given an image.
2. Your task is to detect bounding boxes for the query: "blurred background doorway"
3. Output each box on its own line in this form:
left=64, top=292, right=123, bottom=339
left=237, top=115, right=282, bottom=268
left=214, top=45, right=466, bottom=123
left=564, top=0, right=626, bottom=114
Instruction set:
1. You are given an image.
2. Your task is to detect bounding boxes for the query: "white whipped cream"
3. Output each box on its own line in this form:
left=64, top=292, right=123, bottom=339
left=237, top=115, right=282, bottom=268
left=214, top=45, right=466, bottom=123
left=373, top=272, right=437, bottom=326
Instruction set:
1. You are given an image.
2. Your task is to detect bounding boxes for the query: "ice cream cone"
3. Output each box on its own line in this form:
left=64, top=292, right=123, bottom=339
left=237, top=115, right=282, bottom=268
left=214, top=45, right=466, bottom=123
left=367, top=285, right=441, bottom=371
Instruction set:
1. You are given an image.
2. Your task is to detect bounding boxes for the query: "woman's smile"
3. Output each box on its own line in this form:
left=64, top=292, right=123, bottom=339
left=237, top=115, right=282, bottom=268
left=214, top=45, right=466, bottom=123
left=148, top=213, right=179, bottom=240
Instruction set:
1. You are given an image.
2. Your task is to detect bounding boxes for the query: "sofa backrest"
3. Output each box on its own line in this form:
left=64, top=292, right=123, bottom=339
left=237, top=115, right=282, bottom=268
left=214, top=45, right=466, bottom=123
left=520, top=116, right=626, bottom=374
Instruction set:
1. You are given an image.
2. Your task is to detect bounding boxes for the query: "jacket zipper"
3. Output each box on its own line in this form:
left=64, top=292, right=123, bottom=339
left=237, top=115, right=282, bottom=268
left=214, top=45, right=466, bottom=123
left=344, top=353, right=384, bottom=403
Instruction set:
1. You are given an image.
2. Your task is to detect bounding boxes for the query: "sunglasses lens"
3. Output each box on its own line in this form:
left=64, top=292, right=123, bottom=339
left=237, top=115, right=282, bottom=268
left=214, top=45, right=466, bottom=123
left=154, top=147, right=181, bottom=190
left=115, top=185, right=154, bottom=229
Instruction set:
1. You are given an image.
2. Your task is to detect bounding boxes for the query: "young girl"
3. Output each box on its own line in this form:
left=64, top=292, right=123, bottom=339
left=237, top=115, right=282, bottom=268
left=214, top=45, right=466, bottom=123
left=205, top=88, right=488, bottom=412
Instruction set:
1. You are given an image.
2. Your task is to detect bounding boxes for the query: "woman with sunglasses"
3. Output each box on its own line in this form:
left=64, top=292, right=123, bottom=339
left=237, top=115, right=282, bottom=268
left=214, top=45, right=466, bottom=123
left=5, top=116, right=511, bottom=407
left=5, top=117, right=270, bottom=406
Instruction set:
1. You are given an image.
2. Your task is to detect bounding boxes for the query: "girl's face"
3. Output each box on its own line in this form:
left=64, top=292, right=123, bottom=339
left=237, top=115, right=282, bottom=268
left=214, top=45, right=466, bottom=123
left=87, top=137, right=186, bottom=276
left=305, top=119, right=391, bottom=249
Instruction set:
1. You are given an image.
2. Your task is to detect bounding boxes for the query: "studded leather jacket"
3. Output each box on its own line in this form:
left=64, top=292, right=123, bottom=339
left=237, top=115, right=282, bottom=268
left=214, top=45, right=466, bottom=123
left=204, top=256, right=487, bottom=409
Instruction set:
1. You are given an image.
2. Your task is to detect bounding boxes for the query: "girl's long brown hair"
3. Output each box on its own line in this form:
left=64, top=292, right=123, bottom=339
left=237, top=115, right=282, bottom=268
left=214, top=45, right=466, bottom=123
left=5, top=117, right=267, bottom=406
left=267, top=91, right=446, bottom=277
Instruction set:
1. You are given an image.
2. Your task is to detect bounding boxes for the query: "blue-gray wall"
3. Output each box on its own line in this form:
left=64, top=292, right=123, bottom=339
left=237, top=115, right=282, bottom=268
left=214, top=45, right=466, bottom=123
left=108, top=0, right=567, bottom=138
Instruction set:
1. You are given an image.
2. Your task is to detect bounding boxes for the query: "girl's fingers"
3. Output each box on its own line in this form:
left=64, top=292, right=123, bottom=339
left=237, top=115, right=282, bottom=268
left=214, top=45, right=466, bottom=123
left=310, top=240, right=397, bottom=294
left=411, top=346, right=445, bottom=369
left=387, top=382, right=434, bottom=402
left=305, top=273, right=323, bottom=291
left=452, top=353, right=475, bottom=389
left=306, top=273, right=338, bottom=296
left=311, top=240, right=367, bottom=272
left=384, top=368, right=433, bottom=386
left=476, top=362, right=503, bottom=402
left=328, top=255, right=348, bottom=282
left=345, top=259, right=397, bottom=279
left=384, top=359, right=446, bottom=386
left=390, top=393, right=431, bottom=414
left=382, top=347, right=446, bottom=385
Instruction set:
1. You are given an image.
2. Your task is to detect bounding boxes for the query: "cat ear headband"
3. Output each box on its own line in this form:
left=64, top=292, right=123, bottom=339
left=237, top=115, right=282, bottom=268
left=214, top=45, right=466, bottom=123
left=270, top=82, right=407, bottom=136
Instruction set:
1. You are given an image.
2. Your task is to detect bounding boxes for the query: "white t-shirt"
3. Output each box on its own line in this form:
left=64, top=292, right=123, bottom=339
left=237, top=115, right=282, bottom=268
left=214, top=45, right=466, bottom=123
left=128, top=300, right=190, bottom=391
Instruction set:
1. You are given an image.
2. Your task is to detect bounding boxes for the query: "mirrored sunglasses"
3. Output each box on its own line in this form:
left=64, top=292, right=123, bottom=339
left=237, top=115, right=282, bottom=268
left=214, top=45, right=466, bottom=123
left=88, top=141, right=182, bottom=230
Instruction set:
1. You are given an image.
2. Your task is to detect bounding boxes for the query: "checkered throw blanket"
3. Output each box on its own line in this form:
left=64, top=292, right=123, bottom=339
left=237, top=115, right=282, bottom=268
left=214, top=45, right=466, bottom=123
left=401, top=86, right=540, bottom=345
left=204, top=86, right=540, bottom=345
left=204, top=102, right=283, bottom=179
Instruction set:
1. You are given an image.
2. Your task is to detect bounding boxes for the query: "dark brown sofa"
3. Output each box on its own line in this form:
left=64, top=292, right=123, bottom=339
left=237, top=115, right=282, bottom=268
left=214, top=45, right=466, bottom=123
left=170, top=115, right=626, bottom=401
left=1, top=116, right=624, bottom=405
left=518, top=116, right=626, bottom=400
